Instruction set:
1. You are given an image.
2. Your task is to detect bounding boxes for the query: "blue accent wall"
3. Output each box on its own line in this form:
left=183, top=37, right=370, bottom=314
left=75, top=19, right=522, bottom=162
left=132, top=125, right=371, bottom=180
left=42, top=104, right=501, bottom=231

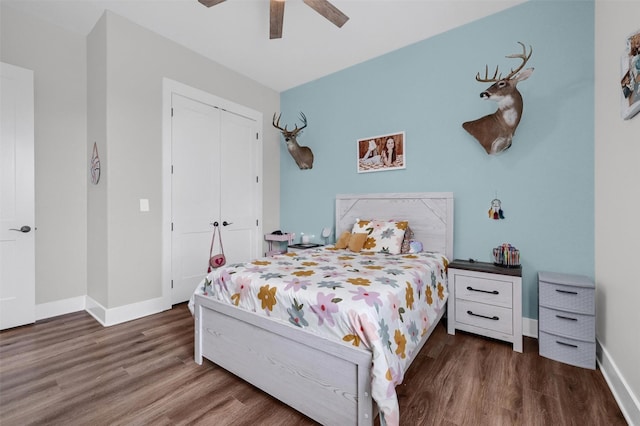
left=279, top=0, right=594, bottom=320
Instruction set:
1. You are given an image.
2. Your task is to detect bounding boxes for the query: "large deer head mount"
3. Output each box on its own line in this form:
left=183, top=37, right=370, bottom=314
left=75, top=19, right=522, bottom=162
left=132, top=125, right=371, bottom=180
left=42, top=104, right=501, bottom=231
left=462, top=42, right=534, bottom=155
left=273, top=112, right=314, bottom=170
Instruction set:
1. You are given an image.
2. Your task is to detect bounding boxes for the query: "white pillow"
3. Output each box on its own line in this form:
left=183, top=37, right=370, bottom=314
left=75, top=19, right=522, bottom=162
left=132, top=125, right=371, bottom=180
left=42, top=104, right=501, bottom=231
left=351, top=219, right=408, bottom=254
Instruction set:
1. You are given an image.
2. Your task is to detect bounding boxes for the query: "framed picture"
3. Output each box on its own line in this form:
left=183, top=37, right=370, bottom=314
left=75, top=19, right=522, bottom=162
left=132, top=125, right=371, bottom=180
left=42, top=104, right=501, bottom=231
left=357, top=131, right=406, bottom=173
left=620, top=29, right=640, bottom=120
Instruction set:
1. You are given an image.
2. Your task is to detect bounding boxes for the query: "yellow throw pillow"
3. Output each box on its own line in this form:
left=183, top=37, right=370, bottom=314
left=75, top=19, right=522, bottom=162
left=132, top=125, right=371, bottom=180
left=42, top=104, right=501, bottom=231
left=348, top=233, right=368, bottom=253
left=334, top=231, right=351, bottom=249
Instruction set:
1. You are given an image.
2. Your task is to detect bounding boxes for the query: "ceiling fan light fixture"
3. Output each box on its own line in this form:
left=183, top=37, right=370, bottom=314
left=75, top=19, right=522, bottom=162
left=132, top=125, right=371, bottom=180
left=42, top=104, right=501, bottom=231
left=197, top=0, right=349, bottom=39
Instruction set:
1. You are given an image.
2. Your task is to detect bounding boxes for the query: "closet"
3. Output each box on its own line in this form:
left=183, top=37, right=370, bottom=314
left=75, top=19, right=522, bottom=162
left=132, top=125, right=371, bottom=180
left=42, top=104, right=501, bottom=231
left=169, top=92, right=262, bottom=304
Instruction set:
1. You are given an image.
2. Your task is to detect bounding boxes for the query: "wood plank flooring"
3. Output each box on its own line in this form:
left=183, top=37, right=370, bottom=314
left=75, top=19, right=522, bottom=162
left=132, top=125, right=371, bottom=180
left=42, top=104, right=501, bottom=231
left=0, top=303, right=626, bottom=425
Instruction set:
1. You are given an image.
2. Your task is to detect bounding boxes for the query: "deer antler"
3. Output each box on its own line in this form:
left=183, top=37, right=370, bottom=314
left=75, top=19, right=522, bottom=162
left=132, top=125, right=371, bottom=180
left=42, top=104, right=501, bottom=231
left=475, top=42, right=533, bottom=83
left=272, top=112, right=307, bottom=135
left=272, top=113, right=288, bottom=132
left=296, top=112, right=307, bottom=133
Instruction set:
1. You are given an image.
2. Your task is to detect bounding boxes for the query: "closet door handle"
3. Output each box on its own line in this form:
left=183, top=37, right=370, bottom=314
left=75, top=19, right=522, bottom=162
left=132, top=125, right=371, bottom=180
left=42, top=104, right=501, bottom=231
left=467, top=310, right=499, bottom=321
left=556, top=340, right=578, bottom=348
left=9, top=225, right=31, bottom=233
left=556, top=315, right=577, bottom=321
left=222, top=221, right=233, bottom=226
left=555, top=289, right=578, bottom=295
left=467, top=286, right=499, bottom=295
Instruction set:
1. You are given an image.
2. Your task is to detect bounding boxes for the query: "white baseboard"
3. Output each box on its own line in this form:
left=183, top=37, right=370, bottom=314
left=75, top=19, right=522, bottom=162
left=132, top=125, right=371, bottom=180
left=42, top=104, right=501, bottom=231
left=36, top=296, right=86, bottom=320
left=597, top=340, right=640, bottom=426
left=85, top=295, right=169, bottom=327
left=523, top=317, right=538, bottom=338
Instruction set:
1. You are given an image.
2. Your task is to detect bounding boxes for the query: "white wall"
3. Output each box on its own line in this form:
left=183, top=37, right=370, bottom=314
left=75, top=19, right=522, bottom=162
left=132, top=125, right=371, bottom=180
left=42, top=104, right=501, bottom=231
left=88, top=11, right=280, bottom=309
left=595, top=1, right=640, bottom=424
left=0, top=5, right=88, bottom=305
left=1, top=5, right=280, bottom=317
left=87, top=13, right=109, bottom=306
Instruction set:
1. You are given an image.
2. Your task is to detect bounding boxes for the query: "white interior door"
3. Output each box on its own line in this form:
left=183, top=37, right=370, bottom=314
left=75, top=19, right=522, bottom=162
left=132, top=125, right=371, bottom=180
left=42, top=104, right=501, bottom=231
left=219, top=110, right=260, bottom=264
left=171, top=94, right=221, bottom=305
left=0, top=62, right=35, bottom=330
left=169, top=89, right=261, bottom=305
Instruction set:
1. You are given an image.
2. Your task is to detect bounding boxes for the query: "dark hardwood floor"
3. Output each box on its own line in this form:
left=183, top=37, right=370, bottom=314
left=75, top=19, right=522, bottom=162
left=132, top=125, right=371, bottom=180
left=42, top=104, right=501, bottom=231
left=0, top=303, right=626, bottom=425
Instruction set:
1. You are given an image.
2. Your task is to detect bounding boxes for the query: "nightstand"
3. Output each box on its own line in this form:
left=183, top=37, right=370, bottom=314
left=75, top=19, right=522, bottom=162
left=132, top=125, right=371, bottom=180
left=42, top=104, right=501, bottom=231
left=538, top=271, right=595, bottom=369
left=447, top=259, right=523, bottom=352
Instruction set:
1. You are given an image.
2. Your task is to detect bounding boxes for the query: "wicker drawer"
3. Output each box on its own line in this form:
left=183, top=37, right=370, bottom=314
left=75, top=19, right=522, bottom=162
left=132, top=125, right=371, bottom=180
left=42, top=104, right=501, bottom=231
left=455, top=274, right=513, bottom=308
left=539, top=330, right=596, bottom=369
left=538, top=271, right=595, bottom=315
left=455, top=299, right=513, bottom=335
left=539, top=306, right=595, bottom=341
left=539, top=281, right=594, bottom=315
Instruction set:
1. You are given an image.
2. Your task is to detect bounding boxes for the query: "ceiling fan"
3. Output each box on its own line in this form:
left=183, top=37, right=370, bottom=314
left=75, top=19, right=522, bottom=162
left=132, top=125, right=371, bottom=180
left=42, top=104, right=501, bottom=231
left=197, top=0, right=349, bottom=39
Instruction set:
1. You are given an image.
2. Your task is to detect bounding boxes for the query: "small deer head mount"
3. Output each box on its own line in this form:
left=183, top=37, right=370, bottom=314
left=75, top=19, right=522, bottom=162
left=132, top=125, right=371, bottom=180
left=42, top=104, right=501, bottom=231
left=462, top=42, right=534, bottom=155
left=272, top=112, right=314, bottom=169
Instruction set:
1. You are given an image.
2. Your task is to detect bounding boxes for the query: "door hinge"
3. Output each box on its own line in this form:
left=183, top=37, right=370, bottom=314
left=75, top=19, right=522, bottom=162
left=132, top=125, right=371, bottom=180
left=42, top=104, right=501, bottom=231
left=256, top=132, right=259, bottom=140
left=171, top=280, right=174, bottom=289
left=256, top=176, right=259, bottom=183
left=256, top=219, right=259, bottom=226
left=171, top=222, right=174, bottom=231
left=171, top=107, right=174, bottom=117
left=171, top=165, right=174, bottom=174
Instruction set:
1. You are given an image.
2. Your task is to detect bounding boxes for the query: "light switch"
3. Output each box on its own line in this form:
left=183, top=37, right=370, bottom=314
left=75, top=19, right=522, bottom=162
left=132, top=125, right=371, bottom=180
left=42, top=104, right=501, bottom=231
left=139, top=198, right=150, bottom=212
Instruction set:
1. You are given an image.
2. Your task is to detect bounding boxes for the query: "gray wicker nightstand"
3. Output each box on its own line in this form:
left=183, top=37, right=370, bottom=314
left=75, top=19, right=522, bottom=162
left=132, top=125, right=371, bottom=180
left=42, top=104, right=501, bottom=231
left=538, top=271, right=595, bottom=369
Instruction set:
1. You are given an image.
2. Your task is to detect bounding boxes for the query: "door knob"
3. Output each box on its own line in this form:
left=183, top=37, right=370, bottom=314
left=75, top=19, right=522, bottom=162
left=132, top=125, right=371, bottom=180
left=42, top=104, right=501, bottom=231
left=222, top=221, right=233, bottom=226
left=9, top=225, right=31, bottom=233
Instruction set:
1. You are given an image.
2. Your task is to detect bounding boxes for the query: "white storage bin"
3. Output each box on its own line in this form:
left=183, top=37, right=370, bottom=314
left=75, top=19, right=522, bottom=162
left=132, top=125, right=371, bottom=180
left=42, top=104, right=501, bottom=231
left=538, top=271, right=595, bottom=369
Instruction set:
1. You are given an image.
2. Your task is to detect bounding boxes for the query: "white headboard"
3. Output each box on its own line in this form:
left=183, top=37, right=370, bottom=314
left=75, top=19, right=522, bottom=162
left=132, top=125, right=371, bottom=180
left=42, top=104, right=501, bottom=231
left=335, top=192, right=454, bottom=260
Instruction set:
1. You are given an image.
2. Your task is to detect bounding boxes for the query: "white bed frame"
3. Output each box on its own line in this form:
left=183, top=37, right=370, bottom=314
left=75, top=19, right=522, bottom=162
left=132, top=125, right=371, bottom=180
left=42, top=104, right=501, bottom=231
left=194, top=192, right=454, bottom=425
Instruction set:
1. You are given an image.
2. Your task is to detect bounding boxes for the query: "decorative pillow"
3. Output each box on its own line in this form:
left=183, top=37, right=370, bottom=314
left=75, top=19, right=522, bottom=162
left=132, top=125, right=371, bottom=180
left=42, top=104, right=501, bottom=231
left=334, top=231, right=351, bottom=249
left=400, top=226, right=415, bottom=254
left=351, top=220, right=408, bottom=254
left=348, top=233, right=368, bottom=253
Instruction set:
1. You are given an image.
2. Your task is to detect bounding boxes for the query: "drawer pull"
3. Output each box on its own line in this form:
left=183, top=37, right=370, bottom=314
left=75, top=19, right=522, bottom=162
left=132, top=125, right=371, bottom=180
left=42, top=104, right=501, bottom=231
left=556, top=340, right=578, bottom=348
left=555, top=289, right=578, bottom=295
left=466, top=286, right=499, bottom=295
left=556, top=314, right=577, bottom=321
left=467, top=310, right=499, bottom=321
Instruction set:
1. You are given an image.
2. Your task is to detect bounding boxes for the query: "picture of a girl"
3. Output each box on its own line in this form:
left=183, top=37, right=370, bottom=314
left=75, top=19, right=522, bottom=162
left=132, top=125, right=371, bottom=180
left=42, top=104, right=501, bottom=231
left=357, top=132, right=405, bottom=173
left=381, top=137, right=397, bottom=166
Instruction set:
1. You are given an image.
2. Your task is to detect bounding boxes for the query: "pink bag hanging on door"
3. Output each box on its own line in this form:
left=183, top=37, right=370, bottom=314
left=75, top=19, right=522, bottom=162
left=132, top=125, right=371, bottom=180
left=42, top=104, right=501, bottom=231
left=208, top=222, right=226, bottom=273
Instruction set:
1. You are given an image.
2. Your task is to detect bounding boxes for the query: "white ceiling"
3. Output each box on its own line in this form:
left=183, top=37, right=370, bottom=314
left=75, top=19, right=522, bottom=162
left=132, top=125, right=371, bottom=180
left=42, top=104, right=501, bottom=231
left=4, top=0, right=526, bottom=92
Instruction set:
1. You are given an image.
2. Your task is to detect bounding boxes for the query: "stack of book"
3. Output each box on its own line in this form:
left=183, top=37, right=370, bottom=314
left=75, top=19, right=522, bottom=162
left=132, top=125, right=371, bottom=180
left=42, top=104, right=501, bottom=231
left=493, top=243, right=520, bottom=267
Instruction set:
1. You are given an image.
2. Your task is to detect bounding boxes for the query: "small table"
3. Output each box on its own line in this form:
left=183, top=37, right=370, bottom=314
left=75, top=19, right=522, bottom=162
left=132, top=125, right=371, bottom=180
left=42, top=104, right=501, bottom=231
left=264, top=233, right=295, bottom=256
left=447, top=259, right=523, bottom=352
left=287, top=243, right=324, bottom=253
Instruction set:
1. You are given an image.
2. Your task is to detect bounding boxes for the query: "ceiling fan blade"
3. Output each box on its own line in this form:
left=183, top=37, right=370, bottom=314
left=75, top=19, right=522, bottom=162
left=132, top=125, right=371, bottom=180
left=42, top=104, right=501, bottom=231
left=198, top=0, right=226, bottom=7
left=270, top=0, right=285, bottom=39
left=303, top=0, right=349, bottom=28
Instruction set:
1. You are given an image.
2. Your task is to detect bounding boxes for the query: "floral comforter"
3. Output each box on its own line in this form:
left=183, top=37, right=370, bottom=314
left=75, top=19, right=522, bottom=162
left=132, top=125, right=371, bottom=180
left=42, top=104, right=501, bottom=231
left=190, top=247, right=449, bottom=426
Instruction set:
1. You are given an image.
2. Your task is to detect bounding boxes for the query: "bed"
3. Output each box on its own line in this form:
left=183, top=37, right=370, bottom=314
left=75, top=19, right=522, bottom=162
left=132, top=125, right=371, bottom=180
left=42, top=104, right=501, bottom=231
left=191, top=192, right=454, bottom=426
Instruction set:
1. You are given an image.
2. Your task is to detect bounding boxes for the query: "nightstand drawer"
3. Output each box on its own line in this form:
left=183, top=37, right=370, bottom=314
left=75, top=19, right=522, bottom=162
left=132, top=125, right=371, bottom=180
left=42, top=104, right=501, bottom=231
left=455, top=275, right=513, bottom=308
left=539, top=281, right=594, bottom=314
left=539, top=306, right=595, bottom=341
left=539, top=330, right=596, bottom=369
left=455, top=299, right=513, bottom=335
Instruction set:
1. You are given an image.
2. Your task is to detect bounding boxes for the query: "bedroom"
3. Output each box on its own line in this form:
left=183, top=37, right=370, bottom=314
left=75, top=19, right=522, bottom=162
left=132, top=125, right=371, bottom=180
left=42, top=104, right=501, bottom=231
left=1, top=0, right=638, bottom=424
